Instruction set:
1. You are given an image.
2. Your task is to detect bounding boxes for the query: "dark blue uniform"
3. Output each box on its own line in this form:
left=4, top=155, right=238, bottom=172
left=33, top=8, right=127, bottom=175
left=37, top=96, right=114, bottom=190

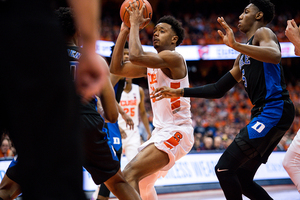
left=99, top=78, right=125, bottom=197
left=68, top=46, right=120, bottom=184
left=235, top=36, right=294, bottom=162
left=215, top=35, right=295, bottom=200
left=4, top=46, right=120, bottom=187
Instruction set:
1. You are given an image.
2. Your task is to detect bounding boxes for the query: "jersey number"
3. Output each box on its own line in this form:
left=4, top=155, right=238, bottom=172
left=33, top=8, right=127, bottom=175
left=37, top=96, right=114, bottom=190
left=124, top=107, right=135, bottom=117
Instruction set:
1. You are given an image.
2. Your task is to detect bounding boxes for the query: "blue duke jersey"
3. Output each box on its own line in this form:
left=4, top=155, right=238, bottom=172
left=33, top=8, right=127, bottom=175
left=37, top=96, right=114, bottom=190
left=236, top=35, right=294, bottom=160
left=239, top=36, right=289, bottom=106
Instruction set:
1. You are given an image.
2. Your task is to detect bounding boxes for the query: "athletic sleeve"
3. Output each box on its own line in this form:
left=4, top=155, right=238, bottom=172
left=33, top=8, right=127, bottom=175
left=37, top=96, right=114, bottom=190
left=183, top=72, right=237, bottom=99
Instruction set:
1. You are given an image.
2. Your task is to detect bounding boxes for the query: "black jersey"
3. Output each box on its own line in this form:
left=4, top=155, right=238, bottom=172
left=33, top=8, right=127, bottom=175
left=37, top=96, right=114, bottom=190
left=239, top=36, right=289, bottom=106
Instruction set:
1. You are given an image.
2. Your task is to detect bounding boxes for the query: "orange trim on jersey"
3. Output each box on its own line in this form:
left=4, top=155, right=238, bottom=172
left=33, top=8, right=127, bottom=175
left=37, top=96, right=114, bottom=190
left=171, top=100, right=180, bottom=110
left=164, top=142, right=174, bottom=149
left=164, top=132, right=183, bottom=149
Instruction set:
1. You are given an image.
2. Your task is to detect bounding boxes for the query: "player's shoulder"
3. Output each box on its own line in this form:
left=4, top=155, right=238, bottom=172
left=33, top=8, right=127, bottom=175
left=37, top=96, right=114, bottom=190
left=158, top=50, right=184, bottom=63
left=254, top=27, right=277, bottom=42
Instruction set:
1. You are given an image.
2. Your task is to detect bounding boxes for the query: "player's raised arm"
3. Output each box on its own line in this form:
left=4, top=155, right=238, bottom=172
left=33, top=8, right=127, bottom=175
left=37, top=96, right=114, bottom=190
left=110, top=22, right=147, bottom=78
left=217, top=14, right=280, bottom=64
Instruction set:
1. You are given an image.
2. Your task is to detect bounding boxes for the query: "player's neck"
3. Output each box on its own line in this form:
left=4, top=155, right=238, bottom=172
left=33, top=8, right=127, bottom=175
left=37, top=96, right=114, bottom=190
left=124, top=85, right=132, bottom=93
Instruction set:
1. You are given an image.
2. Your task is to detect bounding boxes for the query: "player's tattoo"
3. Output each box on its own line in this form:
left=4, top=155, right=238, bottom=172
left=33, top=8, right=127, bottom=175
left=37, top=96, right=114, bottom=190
left=180, top=88, right=184, bottom=96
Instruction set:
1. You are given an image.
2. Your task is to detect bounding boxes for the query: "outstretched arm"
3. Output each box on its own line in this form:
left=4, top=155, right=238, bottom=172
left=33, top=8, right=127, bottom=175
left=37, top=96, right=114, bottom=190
left=217, top=17, right=281, bottom=64
left=152, top=56, right=241, bottom=100
left=285, top=19, right=300, bottom=56
left=68, top=0, right=108, bottom=101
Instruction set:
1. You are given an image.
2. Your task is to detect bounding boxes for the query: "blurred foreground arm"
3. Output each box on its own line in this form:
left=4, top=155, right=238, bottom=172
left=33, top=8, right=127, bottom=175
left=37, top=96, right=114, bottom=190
left=68, top=0, right=109, bottom=101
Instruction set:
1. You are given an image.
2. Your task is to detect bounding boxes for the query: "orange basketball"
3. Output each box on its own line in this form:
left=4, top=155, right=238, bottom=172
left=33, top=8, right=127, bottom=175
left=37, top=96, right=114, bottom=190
left=120, top=0, right=153, bottom=29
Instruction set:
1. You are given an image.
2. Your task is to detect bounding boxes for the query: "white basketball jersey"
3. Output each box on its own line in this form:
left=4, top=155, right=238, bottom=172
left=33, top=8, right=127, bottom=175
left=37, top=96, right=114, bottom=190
left=118, top=84, right=141, bottom=131
left=147, top=63, right=192, bottom=129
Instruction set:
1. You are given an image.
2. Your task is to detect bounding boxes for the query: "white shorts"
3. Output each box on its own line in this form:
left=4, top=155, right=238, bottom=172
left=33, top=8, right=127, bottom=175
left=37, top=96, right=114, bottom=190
left=138, top=124, right=194, bottom=174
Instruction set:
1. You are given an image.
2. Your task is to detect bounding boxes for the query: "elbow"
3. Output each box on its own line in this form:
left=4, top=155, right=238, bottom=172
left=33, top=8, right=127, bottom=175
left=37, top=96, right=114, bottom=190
left=271, top=53, right=281, bottom=64
left=129, top=54, right=140, bottom=63
left=274, top=56, right=281, bottom=64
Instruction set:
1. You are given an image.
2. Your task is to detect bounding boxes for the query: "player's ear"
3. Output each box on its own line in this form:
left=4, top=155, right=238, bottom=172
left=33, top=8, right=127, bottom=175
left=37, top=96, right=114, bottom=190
left=256, top=11, right=263, bottom=20
left=171, top=36, right=178, bottom=45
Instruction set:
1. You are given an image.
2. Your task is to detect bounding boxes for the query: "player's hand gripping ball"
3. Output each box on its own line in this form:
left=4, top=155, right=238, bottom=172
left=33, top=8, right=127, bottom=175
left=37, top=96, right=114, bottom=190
left=120, top=0, right=153, bottom=29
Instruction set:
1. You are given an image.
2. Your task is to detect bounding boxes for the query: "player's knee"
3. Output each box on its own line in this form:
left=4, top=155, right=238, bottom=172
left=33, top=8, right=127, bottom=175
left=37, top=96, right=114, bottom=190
left=214, top=163, right=232, bottom=181
left=123, top=164, right=140, bottom=183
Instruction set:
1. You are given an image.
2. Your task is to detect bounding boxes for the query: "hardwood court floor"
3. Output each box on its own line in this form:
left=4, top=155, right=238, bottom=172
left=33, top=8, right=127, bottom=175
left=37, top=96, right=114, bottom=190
left=103, top=184, right=298, bottom=200
left=156, top=184, right=299, bottom=200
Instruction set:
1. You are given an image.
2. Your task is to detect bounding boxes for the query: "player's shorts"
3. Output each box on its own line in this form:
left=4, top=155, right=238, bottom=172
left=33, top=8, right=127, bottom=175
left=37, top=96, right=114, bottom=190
left=234, top=99, right=295, bottom=163
left=138, top=124, right=194, bottom=175
left=81, top=113, right=120, bottom=184
left=122, top=127, right=140, bottom=160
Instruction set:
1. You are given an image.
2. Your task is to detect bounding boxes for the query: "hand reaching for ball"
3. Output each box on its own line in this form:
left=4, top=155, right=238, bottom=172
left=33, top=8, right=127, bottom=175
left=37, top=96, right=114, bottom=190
left=120, top=0, right=152, bottom=29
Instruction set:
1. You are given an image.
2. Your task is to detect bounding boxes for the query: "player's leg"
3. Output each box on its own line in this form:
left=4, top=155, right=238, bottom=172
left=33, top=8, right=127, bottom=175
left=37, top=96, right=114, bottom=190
left=214, top=139, right=251, bottom=200
left=283, top=129, right=300, bottom=192
left=139, top=171, right=161, bottom=200
left=104, top=169, right=141, bottom=200
left=123, top=143, right=169, bottom=193
left=0, top=175, right=21, bottom=200
left=97, top=150, right=122, bottom=200
left=236, top=158, right=272, bottom=200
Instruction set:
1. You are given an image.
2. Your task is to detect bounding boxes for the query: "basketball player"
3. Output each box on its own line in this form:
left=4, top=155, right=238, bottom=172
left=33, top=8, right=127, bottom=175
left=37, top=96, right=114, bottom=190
left=0, top=0, right=106, bottom=199
left=119, top=78, right=152, bottom=161
left=97, top=43, right=136, bottom=200
left=110, top=2, right=194, bottom=199
left=151, top=0, right=295, bottom=199
left=282, top=19, right=300, bottom=193
left=0, top=7, right=141, bottom=200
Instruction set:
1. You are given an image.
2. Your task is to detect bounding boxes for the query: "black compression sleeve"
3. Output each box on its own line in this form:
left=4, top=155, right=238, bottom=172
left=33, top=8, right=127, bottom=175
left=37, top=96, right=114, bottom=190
left=183, top=72, right=237, bottom=98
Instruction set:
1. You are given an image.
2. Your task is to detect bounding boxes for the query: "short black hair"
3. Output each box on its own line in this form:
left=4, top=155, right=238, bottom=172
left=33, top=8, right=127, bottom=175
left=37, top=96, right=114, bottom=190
left=55, top=7, right=76, bottom=38
left=157, top=16, right=185, bottom=46
left=250, top=0, right=275, bottom=24
left=110, top=41, right=129, bottom=57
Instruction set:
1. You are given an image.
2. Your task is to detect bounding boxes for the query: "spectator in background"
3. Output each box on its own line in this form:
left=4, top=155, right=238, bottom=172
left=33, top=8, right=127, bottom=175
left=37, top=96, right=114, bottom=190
left=0, top=138, right=14, bottom=158
left=192, top=133, right=202, bottom=152
left=200, top=136, right=214, bottom=151
left=214, top=136, right=225, bottom=150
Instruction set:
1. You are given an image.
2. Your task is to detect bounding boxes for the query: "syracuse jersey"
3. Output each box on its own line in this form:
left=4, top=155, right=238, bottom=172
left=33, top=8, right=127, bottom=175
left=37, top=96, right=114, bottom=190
left=118, top=84, right=141, bottom=131
left=147, top=67, right=192, bottom=128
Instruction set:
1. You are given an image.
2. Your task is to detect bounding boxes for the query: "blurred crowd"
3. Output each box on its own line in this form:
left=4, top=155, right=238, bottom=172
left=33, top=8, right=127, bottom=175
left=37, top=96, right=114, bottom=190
left=100, top=0, right=300, bottom=45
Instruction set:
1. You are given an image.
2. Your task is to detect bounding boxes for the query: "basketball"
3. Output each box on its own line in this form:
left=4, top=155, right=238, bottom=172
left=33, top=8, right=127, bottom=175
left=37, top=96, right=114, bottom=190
left=120, top=0, right=152, bottom=29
